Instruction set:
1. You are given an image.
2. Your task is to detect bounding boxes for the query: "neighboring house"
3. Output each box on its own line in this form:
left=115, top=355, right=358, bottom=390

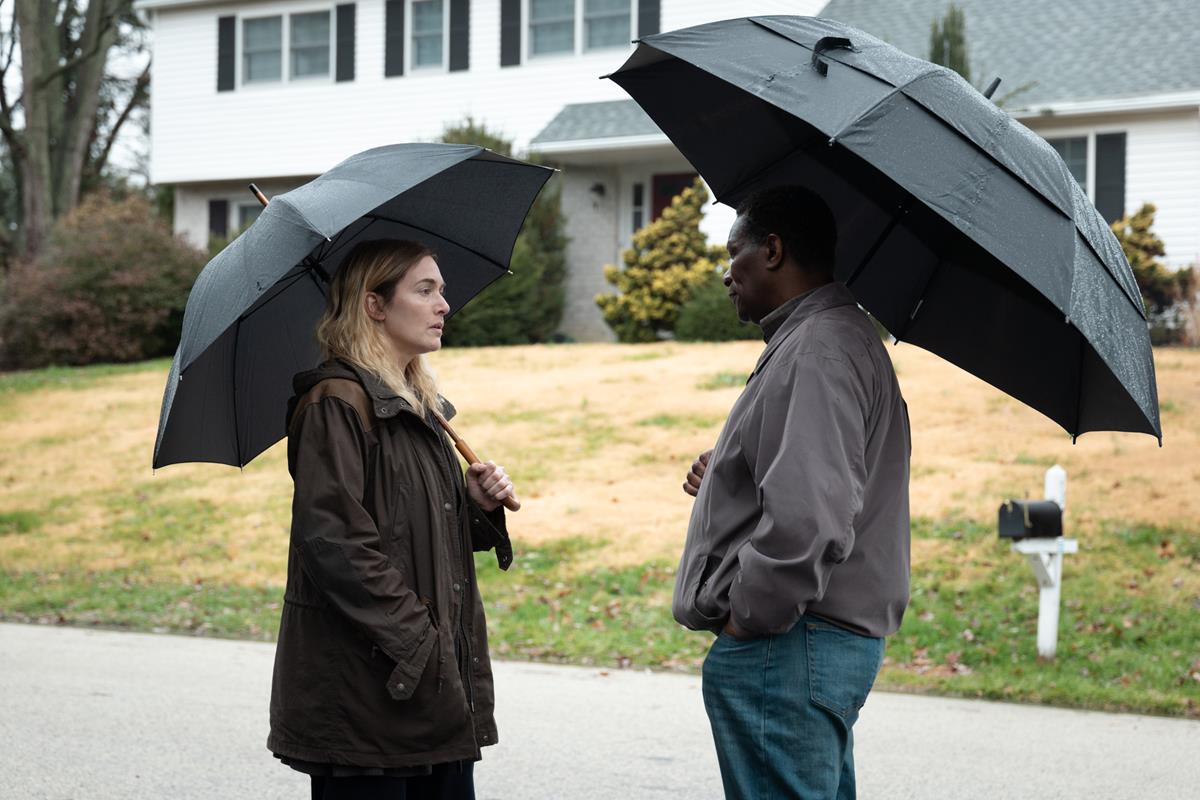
left=136, top=0, right=822, bottom=342
left=818, top=0, right=1200, bottom=268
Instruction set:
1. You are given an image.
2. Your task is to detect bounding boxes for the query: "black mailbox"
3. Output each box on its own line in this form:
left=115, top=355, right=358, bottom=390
left=998, top=499, right=1063, bottom=540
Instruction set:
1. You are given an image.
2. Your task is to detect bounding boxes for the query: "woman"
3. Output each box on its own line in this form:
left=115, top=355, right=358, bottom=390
left=268, top=238, right=516, bottom=800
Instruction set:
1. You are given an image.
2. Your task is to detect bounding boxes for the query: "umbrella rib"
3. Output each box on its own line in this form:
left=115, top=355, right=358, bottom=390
left=362, top=214, right=510, bottom=274
left=894, top=260, right=942, bottom=343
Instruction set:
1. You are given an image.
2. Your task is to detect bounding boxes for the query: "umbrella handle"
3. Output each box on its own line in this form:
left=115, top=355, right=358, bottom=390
left=434, top=411, right=521, bottom=512
left=249, top=183, right=269, bottom=207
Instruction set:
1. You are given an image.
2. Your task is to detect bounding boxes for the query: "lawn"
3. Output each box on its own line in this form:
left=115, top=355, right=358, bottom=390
left=1, top=342, right=1198, bottom=717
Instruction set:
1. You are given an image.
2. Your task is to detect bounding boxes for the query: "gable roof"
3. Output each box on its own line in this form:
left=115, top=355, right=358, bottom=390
left=818, top=0, right=1200, bottom=111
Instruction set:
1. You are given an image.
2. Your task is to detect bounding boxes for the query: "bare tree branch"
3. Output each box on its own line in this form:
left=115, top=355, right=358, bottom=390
left=91, top=59, right=147, bottom=175
left=35, top=0, right=118, bottom=90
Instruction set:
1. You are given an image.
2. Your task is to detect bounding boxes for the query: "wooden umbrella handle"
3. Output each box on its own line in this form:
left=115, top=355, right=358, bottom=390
left=434, top=412, right=521, bottom=512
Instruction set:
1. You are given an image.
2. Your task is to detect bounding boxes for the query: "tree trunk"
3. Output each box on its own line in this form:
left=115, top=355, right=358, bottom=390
left=14, top=0, right=56, bottom=260
left=56, top=0, right=120, bottom=216
left=11, top=0, right=123, bottom=261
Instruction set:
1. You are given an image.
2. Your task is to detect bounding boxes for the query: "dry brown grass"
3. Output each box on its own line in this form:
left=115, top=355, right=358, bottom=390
left=1, top=342, right=1197, bottom=584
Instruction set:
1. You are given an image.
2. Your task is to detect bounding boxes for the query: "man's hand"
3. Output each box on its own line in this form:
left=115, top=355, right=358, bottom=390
left=466, top=461, right=514, bottom=512
left=682, top=449, right=713, bottom=497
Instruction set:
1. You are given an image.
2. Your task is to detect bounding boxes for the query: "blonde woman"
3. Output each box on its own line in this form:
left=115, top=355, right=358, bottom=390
left=268, top=238, right=515, bottom=800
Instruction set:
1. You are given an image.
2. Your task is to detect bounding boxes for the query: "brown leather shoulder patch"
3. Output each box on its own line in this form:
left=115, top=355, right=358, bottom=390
left=292, top=378, right=376, bottom=433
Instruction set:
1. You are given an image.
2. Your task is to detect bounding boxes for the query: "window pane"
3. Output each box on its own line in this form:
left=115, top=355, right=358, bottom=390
left=531, top=0, right=574, bottom=55
left=1048, top=136, right=1087, bottom=191
left=585, top=15, right=629, bottom=49
left=291, top=12, right=330, bottom=78
left=412, top=0, right=444, bottom=67
left=531, top=0, right=574, bottom=22
left=244, top=16, right=281, bottom=51
left=414, top=35, right=443, bottom=66
left=532, top=21, right=574, bottom=54
left=413, top=0, right=443, bottom=33
left=243, top=17, right=281, bottom=83
left=238, top=204, right=263, bottom=229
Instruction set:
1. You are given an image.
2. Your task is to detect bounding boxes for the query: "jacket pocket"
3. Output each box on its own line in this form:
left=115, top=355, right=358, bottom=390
left=806, top=620, right=885, bottom=723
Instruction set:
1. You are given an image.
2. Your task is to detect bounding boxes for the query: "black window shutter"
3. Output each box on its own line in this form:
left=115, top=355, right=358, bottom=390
left=500, top=0, right=520, bottom=67
left=336, top=4, right=356, bottom=81
left=637, top=0, right=660, bottom=38
left=208, top=200, right=229, bottom=239
left=449, top=0, right=469, bottom=71
left=385, top=0, right=405, bottom=77
left=217, top=16, right=235, bottom=91
left=1095, top=132, right=1126, bottom=224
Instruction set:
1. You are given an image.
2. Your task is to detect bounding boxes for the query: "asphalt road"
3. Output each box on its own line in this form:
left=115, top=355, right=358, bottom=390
left=2, top=623, right=1198, bottom=799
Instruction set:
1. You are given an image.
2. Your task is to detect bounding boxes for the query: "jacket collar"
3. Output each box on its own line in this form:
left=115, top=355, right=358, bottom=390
left=751, top=282, right=858, bottom=379
left=338, top=359, right=457, bottom=423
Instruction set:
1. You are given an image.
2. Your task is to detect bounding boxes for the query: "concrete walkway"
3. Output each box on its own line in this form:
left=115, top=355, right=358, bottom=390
left=2, top=622, right=1197, bottom=799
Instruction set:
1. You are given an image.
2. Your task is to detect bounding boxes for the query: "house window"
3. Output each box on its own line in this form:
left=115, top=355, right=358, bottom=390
left=411, top=0, right=446, bottom=68
left=1045, top=132, right=1127, bottom=223
left=530, top=0, right=575, bottom=56
left=1048, top=136, right=1087, bottom=192
left=238, top=203, right=264, bottom=230
left=243, top=16, right=283, bottom=83
left=290, top=11, right=332, bottom=78
left=631, top=182, right=645, bottom=231
left=584, top=0, right=630, bottom=51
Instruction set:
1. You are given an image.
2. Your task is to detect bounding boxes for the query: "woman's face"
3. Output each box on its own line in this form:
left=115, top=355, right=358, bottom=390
left=368, top=255, right=450, bottom=362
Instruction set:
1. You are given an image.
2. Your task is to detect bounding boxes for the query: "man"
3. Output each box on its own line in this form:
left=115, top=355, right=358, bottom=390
left=676, top=186, right=911, bottom=800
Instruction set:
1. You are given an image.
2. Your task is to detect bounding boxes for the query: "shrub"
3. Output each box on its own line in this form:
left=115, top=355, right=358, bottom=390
left=0, top=192, right=206, bottom=369
left=1111, top=203, right=1197, bottom=345
left=674, top=269, right=760, bottom=342
left=438, top=118, right=567, bottom=346
left=596, top=178, right=725, bottom=342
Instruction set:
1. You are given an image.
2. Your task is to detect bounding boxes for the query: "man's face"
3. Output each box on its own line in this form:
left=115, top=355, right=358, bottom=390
left=724, top=215, right=776, bottom=324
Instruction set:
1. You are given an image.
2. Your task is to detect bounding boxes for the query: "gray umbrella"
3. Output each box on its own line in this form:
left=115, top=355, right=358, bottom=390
left=153, top=143, right=553, bottom=469
left=608, top=16, right=1160, bottom=442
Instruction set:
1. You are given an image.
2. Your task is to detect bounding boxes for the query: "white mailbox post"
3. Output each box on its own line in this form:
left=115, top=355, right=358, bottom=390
left=1011, top=465, right=1077, bottom=659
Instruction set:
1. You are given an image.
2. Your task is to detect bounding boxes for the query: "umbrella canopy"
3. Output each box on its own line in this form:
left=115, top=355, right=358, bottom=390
left=608, top=16, right=1160, bottom=442
left=154, top=143, right=553, bottom=469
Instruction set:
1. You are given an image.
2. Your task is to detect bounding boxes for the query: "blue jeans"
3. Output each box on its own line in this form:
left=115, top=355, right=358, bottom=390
left=702, top=615, right=885, bottom=800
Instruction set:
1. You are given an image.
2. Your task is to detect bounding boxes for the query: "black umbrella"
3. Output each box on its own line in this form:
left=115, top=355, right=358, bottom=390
left=153, top=143, right=553, bottom=471
left=608, top=16, right=1160, bottom=442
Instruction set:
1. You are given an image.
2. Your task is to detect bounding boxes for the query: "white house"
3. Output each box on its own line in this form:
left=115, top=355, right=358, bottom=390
left=137, top=0, right=1200, bottom=342
left=135, top=0, right=822, bottom=341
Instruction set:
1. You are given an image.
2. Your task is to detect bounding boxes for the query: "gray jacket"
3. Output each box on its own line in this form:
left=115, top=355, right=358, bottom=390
left=673, top=282, right=911, bottom=638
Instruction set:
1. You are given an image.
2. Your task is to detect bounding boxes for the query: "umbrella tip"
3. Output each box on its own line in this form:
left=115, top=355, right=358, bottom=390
left=983, top=77, right=1002, bottom=100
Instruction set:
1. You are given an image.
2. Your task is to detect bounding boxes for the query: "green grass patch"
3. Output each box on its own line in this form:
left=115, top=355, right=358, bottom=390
left=622, top=350, right=671, bottom=362
left=0, top=510, right=40, bottom=536
left=697, top=372, right=748, bottom=390
left=0, top=569, right=282, bottom=640
left=2, top=514, right=1197, bottom=717
left=636, top=413, right=723, bottom=430
left=0, top=359, right=169, bottom=396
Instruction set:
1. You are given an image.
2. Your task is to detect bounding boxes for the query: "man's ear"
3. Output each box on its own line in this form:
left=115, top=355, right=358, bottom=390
left=364, top=292, right=387, bottom=322
left=763, top=233, right=785, bottom=271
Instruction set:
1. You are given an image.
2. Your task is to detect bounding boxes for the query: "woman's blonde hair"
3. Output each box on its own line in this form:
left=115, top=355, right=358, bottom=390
left=316, top=238, right=442, bottom=417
